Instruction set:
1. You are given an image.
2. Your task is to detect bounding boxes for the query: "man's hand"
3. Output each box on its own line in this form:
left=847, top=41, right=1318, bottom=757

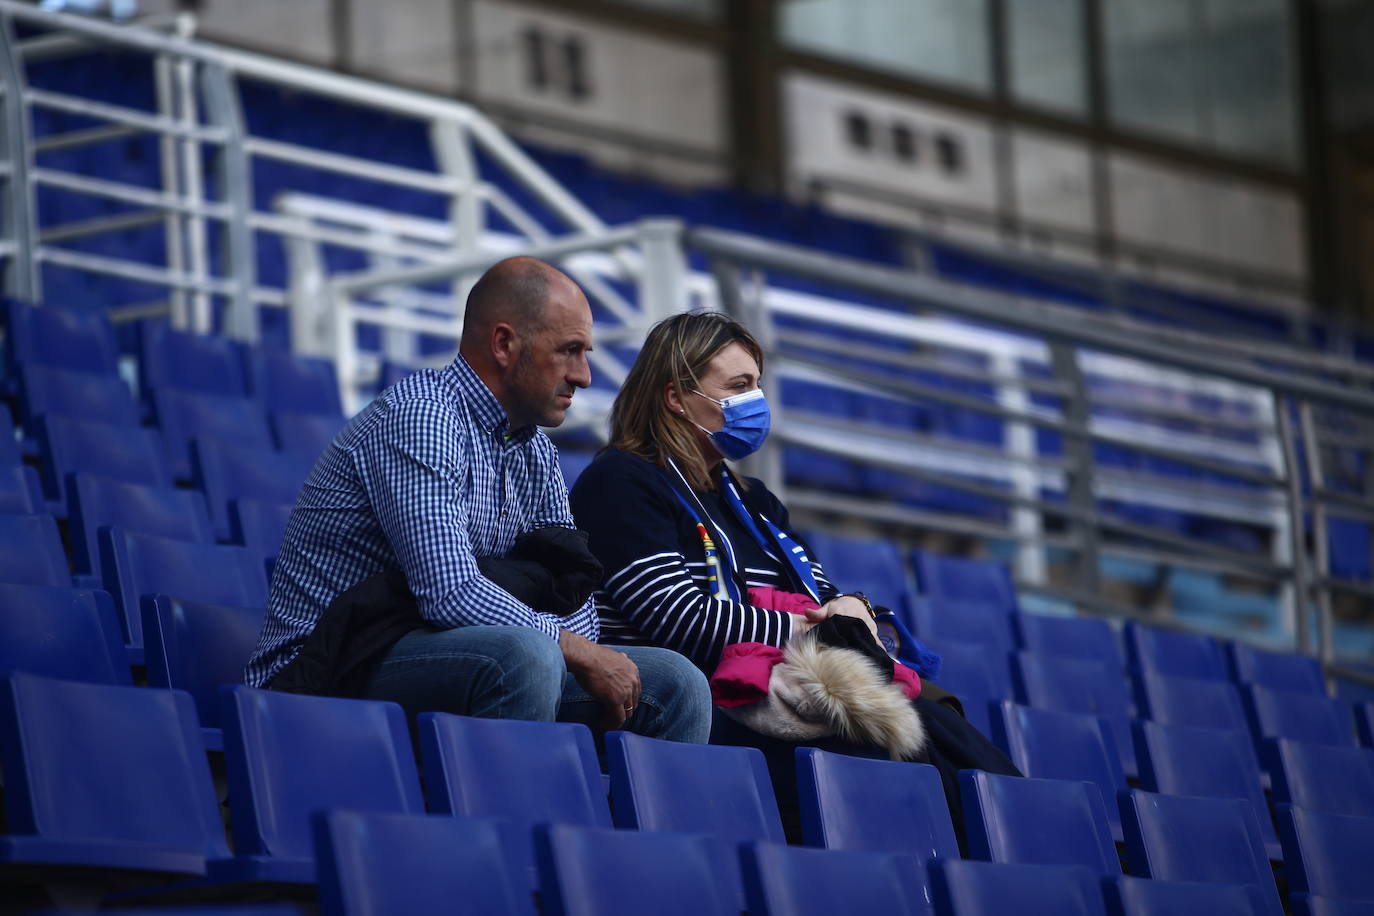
left=560, top=630, right=642, bottom=730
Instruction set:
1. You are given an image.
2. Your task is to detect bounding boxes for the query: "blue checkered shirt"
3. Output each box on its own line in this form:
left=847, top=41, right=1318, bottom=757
left=245, top=354, right=599, bottom=687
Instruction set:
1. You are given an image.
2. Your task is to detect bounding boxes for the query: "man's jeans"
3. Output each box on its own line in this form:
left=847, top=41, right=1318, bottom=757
left=363, top=625, right=712, bottom=743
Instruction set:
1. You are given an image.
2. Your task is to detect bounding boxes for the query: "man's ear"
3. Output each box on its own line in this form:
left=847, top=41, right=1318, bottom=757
left=490, top=322, right=519, bottom=369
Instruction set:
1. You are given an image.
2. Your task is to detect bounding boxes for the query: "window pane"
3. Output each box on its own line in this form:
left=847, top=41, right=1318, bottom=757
left=1105, top=0, right=1204, bottom=142
left=781, top=0, right=991, bottom=94
left=603, top=0, right=721, bottom=19
left=1009, top=0, right=1087, bottom=115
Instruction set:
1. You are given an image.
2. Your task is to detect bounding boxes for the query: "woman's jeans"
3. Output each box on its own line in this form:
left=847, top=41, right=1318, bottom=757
left=363, top=625, right=712, bottom=743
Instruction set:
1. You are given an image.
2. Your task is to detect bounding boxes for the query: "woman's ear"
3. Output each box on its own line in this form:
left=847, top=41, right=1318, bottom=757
left=664, top=382, right=685, bottom=416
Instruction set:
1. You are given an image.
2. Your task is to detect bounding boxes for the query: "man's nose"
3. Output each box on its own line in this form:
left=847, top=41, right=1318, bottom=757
left=570, top=354, right=591, bottom=388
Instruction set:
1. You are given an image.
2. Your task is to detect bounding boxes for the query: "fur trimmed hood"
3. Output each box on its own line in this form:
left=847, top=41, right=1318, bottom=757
left=721, top=632, right=927, bottom=761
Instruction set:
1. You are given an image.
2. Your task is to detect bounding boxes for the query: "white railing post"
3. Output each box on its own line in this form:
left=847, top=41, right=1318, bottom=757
left=637, top=217, right=685, bottom=325
left=993, top=351, right=1047, bottom=586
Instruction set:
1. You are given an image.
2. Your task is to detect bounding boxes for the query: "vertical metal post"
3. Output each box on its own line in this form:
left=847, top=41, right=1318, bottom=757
left=1299, top=402, right=1335, bottom=670
left=284, top=215, right=330, bottom=357
left=176, top=44, right=211, bottom=333
left=1275, top=396, right=1314, bottom=655
left=637, top=217, right=685, bottom=325
left=0, top=13, right=39, bottom=302
left=201, top=63, right=256, bottom=341
left=154, top=53, right=187, bottom=326
left=994, top=351, right=1047, bottom=585
left=329, top=283, right=358, bottom=415
left=1050, top=341, right=1101, bottom=594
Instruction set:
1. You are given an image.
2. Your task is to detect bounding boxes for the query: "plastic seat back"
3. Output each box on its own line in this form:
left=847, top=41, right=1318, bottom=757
left=536, top=823, right=737, bottom=916
left=921, top=637, right=1008, bottom=736
left=139, top=322, right=250, bottom=398
left=912, top=550, right=1018, bottom=613
left=802, top=529, right=910, bottom=614
left=99, top=528, right=268, bottom=650
left=960, top=770, right=1118, bottom=876
left=1013, top=651, right=1136, bottom=779
left=152, top=388, right=274, bottom=481
left=1124, top=622, right=1228, bottom=680
left=1360, top=702, right=1374, bottom=748
left=270, top=408, right=345, bottom=458
left=740, top=842, right=928, bottom=916
left=0, top=512, right=69, bottom=588
left=989, top=703, right=1126, bottom=841
left=192, top=438, right=310, bottom=540
left=18, top=363, right=139, bottom=427
left=1017, top=613, right=1123, bottom=669
left=795, top=747, right=958, bottom=861
left=0, top=405, right=20, bottom=465
left=606, top=731, right=785, bottom=843
left=911, top=596, right=1017, bottom=650
left=1229, top=643, right=1326, bottom=695
left=249, top=349, right=342, bottom=416
left=3, top=300, right=119, bottom=378
left=1133, top=668, right=1249, bottom=732
left=0, top=671, right=229, bottom=875
left=1291, top=897, right=1374, bottom=916
left=1243, top=684, right=1354, bottom=748
left=143, top=599, right=263, bottom=738
left=35, top=415, right=171, bottom=508
left=1268, top=739, right=1374, bottom=817
left=0, top=583, right=129, bottom=685
left=1120, top=790, right=1281, bottom=916
left=220, top=686, right=424, bottom=882
left=1277, top=805, right=1374, bottom=902
left=0, top=464, right=43, bottom=513
left=68, top=473, right=214, bottom=577
left=1133, top=719, right=1278, bottom=856
left=1104, top=876, right=1267, bottom=916
left=929, top=860, right=1107, bottom=916
left=314, top=811, right=535, bottom=916
left=229, top=497, right=294, bottom=557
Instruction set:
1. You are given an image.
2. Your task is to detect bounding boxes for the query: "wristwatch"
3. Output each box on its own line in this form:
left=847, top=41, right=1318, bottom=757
left=843, top=591, right=876, bottom=620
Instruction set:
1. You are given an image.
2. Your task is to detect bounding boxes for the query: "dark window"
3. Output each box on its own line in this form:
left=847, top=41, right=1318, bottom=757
left=564, top=36, right=591, bottom=101
left=522, top=27, right=548, bottom=91
left=891, top=122, right=918, bottom=163
left=935, top=133, right=964, bottom=174
left=844, top=110, right=872, bottom=151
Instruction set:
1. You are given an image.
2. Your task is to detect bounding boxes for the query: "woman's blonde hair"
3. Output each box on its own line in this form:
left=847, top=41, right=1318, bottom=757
left=607, top=311, right=764, bottom=489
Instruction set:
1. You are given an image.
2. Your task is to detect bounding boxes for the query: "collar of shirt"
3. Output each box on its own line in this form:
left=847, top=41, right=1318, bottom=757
left=445, top=354, right=538, bottom=449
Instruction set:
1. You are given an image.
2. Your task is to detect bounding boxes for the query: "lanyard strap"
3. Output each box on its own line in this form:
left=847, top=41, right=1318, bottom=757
left=717, top=467, right=822, bottom=604
left=663, top=460, right=742, bottom=602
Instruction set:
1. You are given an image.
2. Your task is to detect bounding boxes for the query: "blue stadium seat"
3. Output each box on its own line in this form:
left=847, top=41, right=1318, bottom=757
left=2, top=300, right=120, bottom=388
left=218, top=686, right=425, bottom=884
left=800, top=529, right=910, bottom=614
left=911, top=596, right=1018, bottom=650
left=1359, top=702, right=1374, bottom=748
left=1016, top=613, right=1123, bottom=670
left=0, top=672, right=229, bottom=880
left=314, top=811, right=535, bottom=916
left=1277, top=805, right=1374, bottom=903
left=1103, top=876, right=1267, bottom=916
left=270, top=408, right=344, bottom=458
left=1229, top=643, right=1326, bottom=695
left=99, top=528, right=269, bottom=657
left=67, top=473, right=214, bottom=578
left=928, top=860, right=1107, bottom=916
left=1243, top=684, right=1355, bottom=748
left=151, top=388, right=275, bottom=482
left=1133, top=719, right=1279, bottom=859
left=794, top=747, right=959, bottom=861
left=557, top=449, right=595, bottom=490
left=912, top=550, right=1018, bottom=613
left=1292, top=897, right=1374, bottom=916
left=1012, top=651, right=1137, bottom=780
left=1267, top=739, right=1374, bottom=817
left=0, top=512, right=69, bottom=588
left=247, top=348, right=342, bottom=416
left=142, top=599, right=263, bottom=751
left=228, top=497, right=294, bottom=558
left=139, top=321, right=251, bottom=398
left=988, top=703, right=1127, bottom=842
left=606, top=731, right=786, bottom=843
left=0, top=464, right=43, bottom=513
left=1120, top=790, right=1282, bottom=916
left=740, top=842, right=929, bottom=916
left=17, top=363, right=140, bottom=428
left=959, top=770, right=1119, bottom=877
left=916, top=637, right=1009, bottom=736
left=1133, top=668, right=1250, bottom=733
left=1123, top=621, right=1229, bottom=680
left=0, top=583, right=130, bottom=685
left=34, top=415, right=171, bottom=513
left=0, top=405, right=20, bottom=465
left=417, top=713, right=610, bottom=888
left=191, top=438, right=310, bottom=541
left=535, top=823, right=737, bottom=916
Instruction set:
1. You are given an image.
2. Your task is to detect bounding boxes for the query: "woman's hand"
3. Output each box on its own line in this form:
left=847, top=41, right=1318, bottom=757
left=817, top=595, right=879, bottom=640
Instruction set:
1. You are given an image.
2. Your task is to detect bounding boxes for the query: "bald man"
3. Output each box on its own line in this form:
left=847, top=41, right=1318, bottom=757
left=246, top=257, right=711, bottom=742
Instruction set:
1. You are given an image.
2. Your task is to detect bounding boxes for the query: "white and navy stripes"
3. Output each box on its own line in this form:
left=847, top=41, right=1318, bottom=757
left=569, top=449, right=837, bottom=672
left=245, top=355, right=598, bottom=687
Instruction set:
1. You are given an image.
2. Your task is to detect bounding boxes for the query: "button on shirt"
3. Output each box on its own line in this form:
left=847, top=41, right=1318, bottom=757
left=245, top=354, right=599, bottom=687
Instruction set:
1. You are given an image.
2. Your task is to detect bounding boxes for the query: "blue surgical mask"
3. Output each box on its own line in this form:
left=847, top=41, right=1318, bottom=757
left=691, top=387, right=771, bottom=460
